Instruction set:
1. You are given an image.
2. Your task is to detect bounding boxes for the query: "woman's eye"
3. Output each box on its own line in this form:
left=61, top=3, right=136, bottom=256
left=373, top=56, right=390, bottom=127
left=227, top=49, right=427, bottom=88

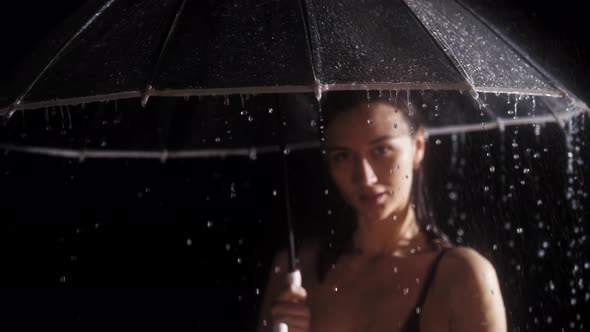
left=373, top=146, right=393, bottom=156
left=331, top=152, right=350, bottom=163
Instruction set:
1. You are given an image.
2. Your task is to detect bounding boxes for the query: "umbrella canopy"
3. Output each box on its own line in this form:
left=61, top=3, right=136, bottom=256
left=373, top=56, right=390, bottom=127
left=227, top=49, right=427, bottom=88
left=1, top=0, right=587, bottom=122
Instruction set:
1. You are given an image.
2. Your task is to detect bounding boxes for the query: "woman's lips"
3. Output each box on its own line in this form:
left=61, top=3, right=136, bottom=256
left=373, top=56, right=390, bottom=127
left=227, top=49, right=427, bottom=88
left=359, top=192, right=387, bottom=205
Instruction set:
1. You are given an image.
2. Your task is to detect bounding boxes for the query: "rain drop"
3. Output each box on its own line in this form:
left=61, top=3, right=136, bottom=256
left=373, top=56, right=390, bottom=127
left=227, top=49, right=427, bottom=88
left=207, top=221, right=213, bottom=228
left=435, top=139, right=441, bottom=145
left=489, top=166, right=496, bottom=173
left=186, top=238, right=193, bottom=247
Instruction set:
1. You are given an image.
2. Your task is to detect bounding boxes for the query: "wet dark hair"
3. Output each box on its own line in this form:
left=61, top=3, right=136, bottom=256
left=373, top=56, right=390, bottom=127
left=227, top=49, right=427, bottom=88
left=315, top=90, right=450, bottom=283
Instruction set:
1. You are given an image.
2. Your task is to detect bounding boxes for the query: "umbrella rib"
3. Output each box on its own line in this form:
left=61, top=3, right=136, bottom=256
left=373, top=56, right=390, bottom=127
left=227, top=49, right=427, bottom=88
left=142, top=0, right=187, bottom=106
left=297, top=0, right=320, bottom=82
left=401, top=0, right=479, bottom=98
left=2, top=107, right=587, bottom=160
left=7, top=0, right=118, bottom=114
left=454, top=0, right=566, bottom=98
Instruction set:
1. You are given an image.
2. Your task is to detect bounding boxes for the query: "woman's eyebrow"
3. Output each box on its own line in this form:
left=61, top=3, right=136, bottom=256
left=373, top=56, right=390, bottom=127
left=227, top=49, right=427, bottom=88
left=369, top=135, right=399, bottom=145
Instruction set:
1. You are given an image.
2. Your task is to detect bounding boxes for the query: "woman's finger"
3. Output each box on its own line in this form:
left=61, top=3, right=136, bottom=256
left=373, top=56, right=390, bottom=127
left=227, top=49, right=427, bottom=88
left=271, top=302, right=310, bottom=319
left=271, top=314, right=310, bottom=330
left=276, top=285, right=307, bottom=302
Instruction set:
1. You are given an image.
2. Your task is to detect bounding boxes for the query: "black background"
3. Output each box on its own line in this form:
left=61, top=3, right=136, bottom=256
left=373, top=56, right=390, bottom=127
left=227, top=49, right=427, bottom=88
left=1, top=1, right=589, bottom=331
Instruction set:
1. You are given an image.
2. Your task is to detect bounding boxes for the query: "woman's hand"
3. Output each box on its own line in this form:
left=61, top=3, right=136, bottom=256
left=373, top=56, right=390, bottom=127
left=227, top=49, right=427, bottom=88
left=271, top=283, right=311, bottom=332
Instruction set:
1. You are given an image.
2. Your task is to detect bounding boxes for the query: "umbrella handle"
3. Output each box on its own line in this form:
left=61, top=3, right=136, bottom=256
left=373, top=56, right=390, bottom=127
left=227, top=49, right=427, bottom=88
left=275, top=269, right=302, bottom=332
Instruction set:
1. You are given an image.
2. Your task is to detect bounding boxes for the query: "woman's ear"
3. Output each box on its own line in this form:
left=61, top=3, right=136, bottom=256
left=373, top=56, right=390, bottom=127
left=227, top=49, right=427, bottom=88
left=412, top=128, right=426, bottom=169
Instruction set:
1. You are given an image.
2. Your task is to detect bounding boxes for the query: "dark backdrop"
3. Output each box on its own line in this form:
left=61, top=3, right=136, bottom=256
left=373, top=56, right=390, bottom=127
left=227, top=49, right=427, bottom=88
left=1, top=1, right=589, bottom=331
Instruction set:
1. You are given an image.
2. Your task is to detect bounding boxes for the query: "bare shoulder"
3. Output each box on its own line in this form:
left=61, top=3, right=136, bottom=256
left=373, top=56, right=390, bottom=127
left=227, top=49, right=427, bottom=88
left=441, top=246, right=496, bottom=276
left=437, top=246, right=507, bottom=331
left=438, top=246, right=501, bottom=298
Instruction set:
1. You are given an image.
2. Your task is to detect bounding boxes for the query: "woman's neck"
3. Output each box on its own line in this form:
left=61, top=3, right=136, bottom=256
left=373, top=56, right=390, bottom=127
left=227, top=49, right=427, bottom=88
left=352, top=206, right=423, bottom=257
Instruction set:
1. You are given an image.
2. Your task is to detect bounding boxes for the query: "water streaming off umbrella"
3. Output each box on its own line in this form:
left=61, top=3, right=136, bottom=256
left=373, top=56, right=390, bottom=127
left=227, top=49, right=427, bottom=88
left=1, top=89, right=589, bottom=330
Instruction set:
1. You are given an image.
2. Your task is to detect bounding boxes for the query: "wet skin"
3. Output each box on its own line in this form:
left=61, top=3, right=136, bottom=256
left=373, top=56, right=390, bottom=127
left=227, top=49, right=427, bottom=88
left=257, top=102, right=506, bottom=332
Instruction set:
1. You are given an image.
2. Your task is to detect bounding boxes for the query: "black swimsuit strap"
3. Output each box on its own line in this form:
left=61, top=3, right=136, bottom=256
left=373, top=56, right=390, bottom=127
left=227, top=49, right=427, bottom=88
left=401, top=248, right=452, bottom=332
left=415, top=248, right=450, bottom=309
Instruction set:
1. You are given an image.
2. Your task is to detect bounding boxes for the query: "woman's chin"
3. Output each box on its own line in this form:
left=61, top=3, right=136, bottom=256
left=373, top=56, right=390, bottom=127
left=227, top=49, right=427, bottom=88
left=356, top=206, right=393, bottom=224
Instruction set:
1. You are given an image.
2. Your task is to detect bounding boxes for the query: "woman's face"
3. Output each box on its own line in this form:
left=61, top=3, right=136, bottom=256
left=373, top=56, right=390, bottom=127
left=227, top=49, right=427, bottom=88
left=324, top=101, right=425, bottom=223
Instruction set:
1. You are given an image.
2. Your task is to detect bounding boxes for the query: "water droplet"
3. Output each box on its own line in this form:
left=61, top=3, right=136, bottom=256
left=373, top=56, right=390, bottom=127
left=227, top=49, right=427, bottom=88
left=207, top=221, right=213, bottom=228
left=523, top=168, right=530, bottom=174
left=435, top=139, right=441, bottom=145
left=237, top=257, right=242, bottom=264
left=448, top=191, right=458, bottom=201
left=516, top=227, right=523, bottom=234
left=367, top=119, right=372, bottom=125
left=489, top=166, right=496, bottom=173
left=333, top=286, right=338, bottom=292
left=215, top=137, right=221, bottom=143
left=484, top=186, right=490, bottom=192
left=416, top=307, right=421, bottom=314
left=248, top=116, right=254, bottom=122
left=255, top=288, right=260, bottom=295
left=272, top=190, right=277, bottom=196
left=537, top=200, right=543, bottom=206
left=403, top=288, right=409, bottom=295
left=59, top=276, right=66, bottom=283
left=268, top=107, right=274, bottom=114
left=186, top=238, right=192, bottom=246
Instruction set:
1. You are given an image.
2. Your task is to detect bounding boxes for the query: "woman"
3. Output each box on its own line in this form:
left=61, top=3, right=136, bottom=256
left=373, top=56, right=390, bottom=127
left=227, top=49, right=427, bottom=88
left=257, top=91, right=506, bottom=332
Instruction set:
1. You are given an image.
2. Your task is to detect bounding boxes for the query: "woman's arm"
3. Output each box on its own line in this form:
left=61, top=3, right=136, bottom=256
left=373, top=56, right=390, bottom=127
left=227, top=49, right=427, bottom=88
left=445, top=247, right=507, bottom=332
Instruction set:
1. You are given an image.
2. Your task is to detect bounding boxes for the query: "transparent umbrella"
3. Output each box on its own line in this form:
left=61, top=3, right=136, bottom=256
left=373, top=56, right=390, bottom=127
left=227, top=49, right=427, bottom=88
left=0, top=0, right=588, bottom=330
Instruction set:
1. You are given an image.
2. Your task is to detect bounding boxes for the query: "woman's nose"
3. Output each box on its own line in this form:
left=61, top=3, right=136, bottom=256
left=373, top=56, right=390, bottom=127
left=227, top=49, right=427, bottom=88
left=352, top=158, right=378, bottom=185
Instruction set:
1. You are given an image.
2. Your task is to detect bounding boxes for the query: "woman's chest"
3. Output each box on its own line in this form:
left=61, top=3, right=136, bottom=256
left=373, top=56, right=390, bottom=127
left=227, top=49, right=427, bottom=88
left=303, top=255, right=444, bottom=332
